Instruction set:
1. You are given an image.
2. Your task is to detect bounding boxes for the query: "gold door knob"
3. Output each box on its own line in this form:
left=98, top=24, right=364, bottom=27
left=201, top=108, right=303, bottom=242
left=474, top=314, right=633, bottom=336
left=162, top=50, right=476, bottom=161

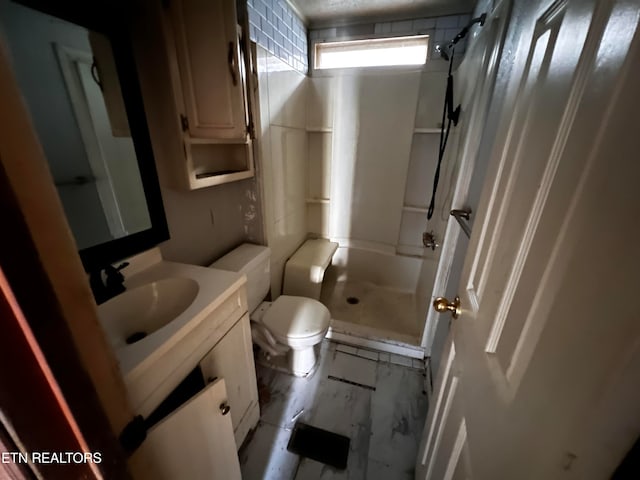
left=433, top=296, right=461, bottom=319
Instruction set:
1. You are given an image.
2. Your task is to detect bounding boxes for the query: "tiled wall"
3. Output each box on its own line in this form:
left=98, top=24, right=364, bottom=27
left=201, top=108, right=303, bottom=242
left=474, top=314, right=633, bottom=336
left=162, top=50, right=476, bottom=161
left=256, top=46, right=308, bottom=298
left=309, top=13, right=472, bottom=64
left=247, top=0, right=308, bottom=74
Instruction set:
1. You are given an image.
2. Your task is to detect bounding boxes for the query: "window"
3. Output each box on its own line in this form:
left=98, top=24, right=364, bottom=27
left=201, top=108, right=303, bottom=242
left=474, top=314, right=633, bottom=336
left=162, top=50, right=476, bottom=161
left=315, top=35, right=429, bottom=70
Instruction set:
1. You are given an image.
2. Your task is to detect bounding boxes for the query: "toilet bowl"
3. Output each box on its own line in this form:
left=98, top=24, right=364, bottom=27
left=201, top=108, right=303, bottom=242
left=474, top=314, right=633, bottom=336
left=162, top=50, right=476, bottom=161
left=251, top=296, right=329, bottom=375
left=210, top=244, right=332, bottom=376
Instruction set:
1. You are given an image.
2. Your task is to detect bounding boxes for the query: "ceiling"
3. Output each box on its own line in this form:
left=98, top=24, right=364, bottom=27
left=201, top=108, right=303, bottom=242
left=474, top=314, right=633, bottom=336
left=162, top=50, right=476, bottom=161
left=288, top=0, right=476, bottom=27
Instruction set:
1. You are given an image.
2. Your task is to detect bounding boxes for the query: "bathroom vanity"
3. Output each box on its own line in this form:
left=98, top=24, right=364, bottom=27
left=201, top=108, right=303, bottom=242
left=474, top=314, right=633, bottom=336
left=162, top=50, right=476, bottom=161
left=98, top=256, right=259, bottom=478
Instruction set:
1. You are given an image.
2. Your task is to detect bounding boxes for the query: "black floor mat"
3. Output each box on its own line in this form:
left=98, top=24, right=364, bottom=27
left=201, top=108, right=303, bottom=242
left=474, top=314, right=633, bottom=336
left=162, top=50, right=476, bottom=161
left=287, top=422, right=350, bottom=470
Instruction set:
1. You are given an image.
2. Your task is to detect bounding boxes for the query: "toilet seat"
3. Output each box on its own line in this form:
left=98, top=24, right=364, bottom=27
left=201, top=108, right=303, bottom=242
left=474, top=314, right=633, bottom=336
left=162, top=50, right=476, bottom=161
left=262, top=295, right=330, bottom=341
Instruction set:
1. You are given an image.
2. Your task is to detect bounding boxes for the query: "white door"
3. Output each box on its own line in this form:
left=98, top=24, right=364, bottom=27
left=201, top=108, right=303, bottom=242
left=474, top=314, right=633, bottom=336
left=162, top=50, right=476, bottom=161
left=421, top=0, right=511, bottom=372
left=131, top=378, right=242, bottom=479
left=417, top=0, right=640, bottom=478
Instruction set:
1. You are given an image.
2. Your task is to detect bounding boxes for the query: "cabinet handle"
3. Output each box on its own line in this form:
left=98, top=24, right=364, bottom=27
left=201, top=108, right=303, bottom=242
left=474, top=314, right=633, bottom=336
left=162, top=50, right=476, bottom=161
left=228, top=42, right=238, bottom=86
left=219, top=402, right=231, bottom=416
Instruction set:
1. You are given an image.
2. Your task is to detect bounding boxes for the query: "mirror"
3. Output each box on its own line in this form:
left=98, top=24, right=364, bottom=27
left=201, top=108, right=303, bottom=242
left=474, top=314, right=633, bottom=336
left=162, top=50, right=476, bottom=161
left=0, top=0, right=169, bottom=270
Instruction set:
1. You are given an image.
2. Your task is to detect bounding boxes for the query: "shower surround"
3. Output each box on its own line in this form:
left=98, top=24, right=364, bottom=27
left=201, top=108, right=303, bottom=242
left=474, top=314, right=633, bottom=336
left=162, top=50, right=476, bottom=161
left=257, top=44, right=457, bottom=351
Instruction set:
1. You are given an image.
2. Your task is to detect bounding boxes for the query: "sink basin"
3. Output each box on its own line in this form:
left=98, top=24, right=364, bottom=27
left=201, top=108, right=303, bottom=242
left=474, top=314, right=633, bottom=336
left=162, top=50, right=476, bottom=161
left=99, top=277, right=199, bottom=350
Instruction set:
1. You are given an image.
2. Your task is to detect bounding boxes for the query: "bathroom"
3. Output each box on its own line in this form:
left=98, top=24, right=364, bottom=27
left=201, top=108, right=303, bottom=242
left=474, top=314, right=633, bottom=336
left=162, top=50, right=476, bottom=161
left=5, top=0, right=637, bottom=478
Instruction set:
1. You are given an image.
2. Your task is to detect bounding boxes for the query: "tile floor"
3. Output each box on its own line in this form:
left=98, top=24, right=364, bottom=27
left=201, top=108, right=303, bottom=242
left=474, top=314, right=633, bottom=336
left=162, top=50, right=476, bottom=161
left=239, top=341, right=428, bottom=479
left=320, top=280, right=421, bottom=345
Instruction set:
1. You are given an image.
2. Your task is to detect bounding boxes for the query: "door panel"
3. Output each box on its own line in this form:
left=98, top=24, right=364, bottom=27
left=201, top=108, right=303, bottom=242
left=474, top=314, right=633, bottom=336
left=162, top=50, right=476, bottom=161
left=169, top=0, right=246, bottom=139
left=133, top=378, right=241, bottom=479
left=418, top=0, right=640, bottom=478
left=200, top=313, right=259, bottom=447
left=421, top=0, right=510, bottom=357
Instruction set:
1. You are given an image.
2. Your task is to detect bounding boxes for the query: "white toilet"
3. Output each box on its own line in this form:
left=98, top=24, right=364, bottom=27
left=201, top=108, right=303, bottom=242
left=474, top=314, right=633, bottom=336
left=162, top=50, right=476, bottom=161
left=210, top=243, right=331, bottom=376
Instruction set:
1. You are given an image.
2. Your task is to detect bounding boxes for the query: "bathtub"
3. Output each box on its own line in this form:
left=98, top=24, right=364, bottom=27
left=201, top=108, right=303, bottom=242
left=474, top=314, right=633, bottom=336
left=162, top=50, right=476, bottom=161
left=319, top=245, right=437, bottom=355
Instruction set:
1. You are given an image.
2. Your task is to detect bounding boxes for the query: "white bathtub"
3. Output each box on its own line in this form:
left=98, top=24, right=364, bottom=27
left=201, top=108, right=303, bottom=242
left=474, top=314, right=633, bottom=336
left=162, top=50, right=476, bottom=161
left=318, top=245, right=437, bottom=355
left=324, top=246, right=423, bottom=292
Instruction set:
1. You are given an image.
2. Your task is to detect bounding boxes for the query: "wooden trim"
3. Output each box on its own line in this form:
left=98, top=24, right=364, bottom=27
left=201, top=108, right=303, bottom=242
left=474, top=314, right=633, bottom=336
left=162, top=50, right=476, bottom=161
left=0, top=161, right=130, bottom=479
left=0, top=264, right=98, bottom=479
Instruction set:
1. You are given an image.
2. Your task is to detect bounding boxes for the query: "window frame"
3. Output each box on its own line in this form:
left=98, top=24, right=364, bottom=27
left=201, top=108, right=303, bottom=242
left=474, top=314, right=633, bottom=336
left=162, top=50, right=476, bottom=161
left=310, top=33, right=433, bottom=74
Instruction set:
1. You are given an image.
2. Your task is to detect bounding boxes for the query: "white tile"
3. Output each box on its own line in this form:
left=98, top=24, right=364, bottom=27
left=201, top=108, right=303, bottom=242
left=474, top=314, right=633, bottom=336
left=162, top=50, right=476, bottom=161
left=369, top=363, right=428, bottom=468
left=256, top=347, right=332, bottom=428
left=307, top=132, right=332, bottom=199
left=307, top=77, right=334, bottom=129
left=413, top=18, right=436, bottom=30
left=336, top=344, right=357, bottom=355
left=269, top=126, right=307, bottom=222
left=391, top=20, right=413, bottom=33
left=266, top=60, right=307, bottom=128
left=356, top=349, right=379, bottom=361
left=398, top=211, right=428, bottom=248
left=243, top=344, right=428, bottom=480
left=414, top=70, right=448, bottom=129
left=302, top=378, right=372, bottom=478
left=458, top=14, right=472, bottom=27
left=389, top=354, right=413, bottom=368
left=239, top=422, right=299, bottom=479
left=270, top=256, right=285, bottom=298
left=306, top=203, right=330, bottom=237
left=317, top=27, right=337, bottom=39
left=366, top=459, right=413, bottom=480
left=436, top=15, right=459, bottom=29
left=328, top=351, right=377, bottom=388
left=331, top=72, right=420, bottom=247
left=405, top=133, right=439, bottom=206
left=321, top=339, right=337, bottom=354
left=445, top=28, right=459, bottom=40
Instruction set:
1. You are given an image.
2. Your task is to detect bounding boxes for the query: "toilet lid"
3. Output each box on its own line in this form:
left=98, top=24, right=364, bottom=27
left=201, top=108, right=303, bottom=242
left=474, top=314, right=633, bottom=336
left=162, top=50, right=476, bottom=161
left=262, top=296, right=330, bottom=339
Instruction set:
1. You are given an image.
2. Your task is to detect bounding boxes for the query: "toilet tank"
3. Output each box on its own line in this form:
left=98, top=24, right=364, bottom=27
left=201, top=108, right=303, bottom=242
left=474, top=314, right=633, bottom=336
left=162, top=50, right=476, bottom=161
left=210, top=244, right=270, bottom=313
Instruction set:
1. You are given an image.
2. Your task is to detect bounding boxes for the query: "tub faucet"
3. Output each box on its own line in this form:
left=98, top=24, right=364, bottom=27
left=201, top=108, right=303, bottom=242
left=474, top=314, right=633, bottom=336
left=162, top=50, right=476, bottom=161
left=89, top=262, right=129, bottom=305
left=423, top=231, right=439, bottom=251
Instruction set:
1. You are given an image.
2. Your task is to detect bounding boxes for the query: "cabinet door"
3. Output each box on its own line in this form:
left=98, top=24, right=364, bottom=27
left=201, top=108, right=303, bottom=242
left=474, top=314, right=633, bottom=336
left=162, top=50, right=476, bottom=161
left=135, top=378, right=241, bottom=480
left=169, top=0, right=247, bottom=140
left=200, top=313, right=259, bottom=446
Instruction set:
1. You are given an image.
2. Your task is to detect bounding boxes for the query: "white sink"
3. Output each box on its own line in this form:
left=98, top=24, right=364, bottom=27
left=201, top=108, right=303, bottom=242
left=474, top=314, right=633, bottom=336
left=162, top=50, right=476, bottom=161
left=96, top=261, right=246, bottom=418
left=99, top=277, right=199, bottom=350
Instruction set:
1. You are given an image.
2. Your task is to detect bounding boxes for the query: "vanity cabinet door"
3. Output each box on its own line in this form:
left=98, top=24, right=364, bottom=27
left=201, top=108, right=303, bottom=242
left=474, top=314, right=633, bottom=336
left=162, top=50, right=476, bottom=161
left=200, top=313, right=259, bottom=447
left=132, top=378, right=241, bottom=480
left=168, top=0, right=247, bottom=140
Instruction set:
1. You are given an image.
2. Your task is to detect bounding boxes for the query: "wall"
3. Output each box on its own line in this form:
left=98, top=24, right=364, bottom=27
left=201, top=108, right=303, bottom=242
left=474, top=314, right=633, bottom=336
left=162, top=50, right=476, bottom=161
left=247, top=0, right=308, bottom=73
left=158, top=180, right=263, bottom=266
left=330, top=70, right=420, bottom=249
left=256, top=45, right=308, bottom=298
